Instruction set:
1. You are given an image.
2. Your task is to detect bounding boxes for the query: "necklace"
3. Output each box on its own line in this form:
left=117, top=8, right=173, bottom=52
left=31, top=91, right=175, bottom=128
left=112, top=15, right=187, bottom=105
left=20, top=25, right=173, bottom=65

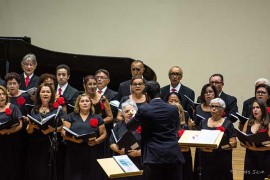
left=41, top=107, right=48, bottom=114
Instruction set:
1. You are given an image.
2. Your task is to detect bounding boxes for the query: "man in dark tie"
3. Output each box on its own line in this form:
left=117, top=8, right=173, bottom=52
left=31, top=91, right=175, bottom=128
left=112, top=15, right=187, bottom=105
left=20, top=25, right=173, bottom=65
left=160, top=66, right=195, bottom=113
left=19, top=53, right=39, bottom=90
left=127, top=81, right=184, bottom=180
left=95, top=69, right=118, bottom=117
left=56, top=64, right=79, bottom=113
left=116, top=60, right=147, bottom=101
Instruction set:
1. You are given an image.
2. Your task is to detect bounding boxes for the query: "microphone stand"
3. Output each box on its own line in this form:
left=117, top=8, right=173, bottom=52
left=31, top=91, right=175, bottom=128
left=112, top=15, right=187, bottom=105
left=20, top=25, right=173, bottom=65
left=49, top=107, right=61, bottom=180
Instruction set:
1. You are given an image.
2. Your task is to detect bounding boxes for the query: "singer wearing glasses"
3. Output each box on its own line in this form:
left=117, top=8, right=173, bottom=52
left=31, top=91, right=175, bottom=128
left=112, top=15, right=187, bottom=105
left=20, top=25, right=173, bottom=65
left=195, top=98, right=236, bottom=180
left=117, top=75, right=147, bottom=121
left=25, top=83, right=66, bottom=180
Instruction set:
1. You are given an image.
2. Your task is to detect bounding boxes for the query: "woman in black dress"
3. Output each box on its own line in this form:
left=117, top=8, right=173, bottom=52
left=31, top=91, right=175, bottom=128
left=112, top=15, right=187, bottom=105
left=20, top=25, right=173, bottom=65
left=194, top=83, right=218, bottom=126
left=241, top=99, right=270, bottom=180
left=166, top=92, right=193, bottom=180
left=83, top=75, right=113, bottom=158
left=110, top=99, right=143, bottom=180
left=0, top=85, right=24, bottom=180
left=62, top=93, right=107, bottom=180
left=199, top=98, right=236, bottom=180
left=117, top=75, right=147, bottom=121
left=25, top=83, right=66, bottom=180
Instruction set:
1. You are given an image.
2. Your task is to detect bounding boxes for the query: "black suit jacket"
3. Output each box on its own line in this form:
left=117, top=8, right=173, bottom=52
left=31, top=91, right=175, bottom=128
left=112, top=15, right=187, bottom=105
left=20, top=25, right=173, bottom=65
left=127, top=98, right=184, bottom=164
left=19, top=73, right=39, bottom=90
left=62, top=84, right=79, bottom=113
left=104, top=88, right=118, bottom=118
left=219, top=91, right=238, bottom=122
left=104, top=88, right=118, bottom=101
left=242, top=97, right=255, bottom=120
left=160, top=84, right=195, bottom=112
left=117, top=79, right=148, bottom=101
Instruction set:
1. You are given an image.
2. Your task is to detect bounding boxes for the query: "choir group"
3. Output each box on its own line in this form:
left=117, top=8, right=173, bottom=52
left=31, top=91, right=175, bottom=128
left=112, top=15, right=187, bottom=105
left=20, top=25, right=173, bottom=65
left=0, top=53, right=270, bottom=180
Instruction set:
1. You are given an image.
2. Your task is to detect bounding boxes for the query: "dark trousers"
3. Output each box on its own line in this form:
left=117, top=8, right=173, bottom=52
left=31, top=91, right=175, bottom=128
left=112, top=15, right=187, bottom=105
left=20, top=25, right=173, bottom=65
left=144, top=163, right=182, bottom=180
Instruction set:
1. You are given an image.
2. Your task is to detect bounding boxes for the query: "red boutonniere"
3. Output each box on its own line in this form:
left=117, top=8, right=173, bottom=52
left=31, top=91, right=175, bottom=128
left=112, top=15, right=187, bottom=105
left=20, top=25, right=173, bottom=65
left=100, top=101, right=105, bottom=110
left=17, top=96, right=26, bottom=106
left=178, top=129, right=185, bottom=138
left=136, top=126, right=141, bottom=134
left=53, top=102, right=59, bottom=109
left=259, top=129, right=268, bottom=133
left=90, top=118, right=98, bottom=128
left=5, top=108, right=12, bottom=116
left=221, top=111, right=226, bottom=117
left=216, top=126, right=225, bottom=132
left=267, top=107, right=270, bottom=113
left=56, top=97, right=65, bottom=105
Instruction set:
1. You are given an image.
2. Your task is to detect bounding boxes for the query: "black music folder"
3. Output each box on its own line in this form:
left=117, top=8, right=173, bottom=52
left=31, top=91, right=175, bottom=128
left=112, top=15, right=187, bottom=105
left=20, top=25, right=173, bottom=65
left=63, top=126, right=96, bottom=142
left=184, top=95, right=201, bottom=108
left=230, top=113, right=249, bottom=124
left=27, top=113, right=60, bottom=130
left=235, top=128, right=270, bottom=146
left=112, top=130, right=140, bottom=152
left=0, top=118, right=20, bottom=130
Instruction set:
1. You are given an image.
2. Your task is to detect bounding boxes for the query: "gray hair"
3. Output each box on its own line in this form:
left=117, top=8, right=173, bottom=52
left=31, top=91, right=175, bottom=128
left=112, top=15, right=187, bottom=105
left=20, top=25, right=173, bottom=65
left=121, top=99, right=138, bottom=114
left=210, top=98, right=226, bottom=109
left=255, top=78, right=270, bottom=87
left=21, top=53, right=37, bottom=66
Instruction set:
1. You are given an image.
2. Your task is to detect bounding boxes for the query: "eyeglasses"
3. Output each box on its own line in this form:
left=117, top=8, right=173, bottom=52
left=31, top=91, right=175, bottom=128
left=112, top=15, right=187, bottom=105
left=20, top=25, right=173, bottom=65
left=131, top=68, right=142, bottom=71
left=210, top=81, right=223, bottom=85
left=95, top=76, right=108, bottom=80
left=209, top=105, right=222, bottom=109
left=256, top=91, right=267, bottom=95
left=204, top=90, right=214, bottom=95
left=169, top=72, right=182, bottom=76
left=86, top=84, right=97, bottom=87
left=23, top=63, right=34, bottom=67
left=132, top=83, right=144, bottom=87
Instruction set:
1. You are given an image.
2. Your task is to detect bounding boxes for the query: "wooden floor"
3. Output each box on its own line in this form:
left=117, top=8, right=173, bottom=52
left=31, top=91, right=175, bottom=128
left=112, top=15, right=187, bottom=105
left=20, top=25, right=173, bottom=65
left=191, top=144, right=245, bottom=180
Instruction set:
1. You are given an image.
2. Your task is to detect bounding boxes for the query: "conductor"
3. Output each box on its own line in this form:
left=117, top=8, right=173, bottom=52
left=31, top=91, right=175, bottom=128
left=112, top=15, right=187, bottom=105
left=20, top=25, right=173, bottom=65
left=127, top=81, right=185, bottom=180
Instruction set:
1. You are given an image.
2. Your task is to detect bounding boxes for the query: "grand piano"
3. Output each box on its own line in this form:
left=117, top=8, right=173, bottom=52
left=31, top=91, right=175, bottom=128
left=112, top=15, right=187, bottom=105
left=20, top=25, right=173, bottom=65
left=0, top=37, right=156, bottom=91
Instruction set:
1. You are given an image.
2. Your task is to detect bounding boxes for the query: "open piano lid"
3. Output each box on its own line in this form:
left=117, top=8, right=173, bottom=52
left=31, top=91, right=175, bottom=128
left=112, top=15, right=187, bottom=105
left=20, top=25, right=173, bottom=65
left=0, top=36, right=156, bottom=91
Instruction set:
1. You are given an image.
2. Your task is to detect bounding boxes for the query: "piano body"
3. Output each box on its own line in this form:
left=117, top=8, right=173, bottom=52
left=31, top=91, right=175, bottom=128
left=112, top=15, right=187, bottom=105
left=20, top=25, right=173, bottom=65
left=0, top=37, right=156, bottom=91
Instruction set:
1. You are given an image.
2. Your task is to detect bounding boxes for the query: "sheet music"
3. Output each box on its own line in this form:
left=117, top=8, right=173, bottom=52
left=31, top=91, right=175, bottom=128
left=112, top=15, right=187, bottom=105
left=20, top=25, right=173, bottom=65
left=189, top=130, right=220, bottom=144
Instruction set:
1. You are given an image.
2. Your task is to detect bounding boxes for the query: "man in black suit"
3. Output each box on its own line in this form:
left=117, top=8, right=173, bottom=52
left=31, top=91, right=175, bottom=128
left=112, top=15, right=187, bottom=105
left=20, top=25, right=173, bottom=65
left=19, top=53, right=39, bottom=90
left=160, top=66, right=195, bottom=113
left=209, top=74, right=238, bottom=122
left=117, top=60, right=147, bottom=101
left=127, top=81, right=184, bottom=180
left=56, top=64, right=79, bottom=113
left=95, top=69, right=118, bottom=117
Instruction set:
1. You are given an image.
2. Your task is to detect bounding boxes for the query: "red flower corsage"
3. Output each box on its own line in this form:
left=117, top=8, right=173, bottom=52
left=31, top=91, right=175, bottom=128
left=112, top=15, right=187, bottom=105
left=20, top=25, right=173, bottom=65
left=221, top=111, right=226, bottom=117
left=17, top=96, right=26, bottom=106
left=5, top=108, right=12, bottom=116
left=90, top=118, right=98, bottom=128
left=53, top=102, right=59, bottom=109
left=216, top=126, right=225, bottom=132
left=258, top=129, right=268, bottom=133
left=136, top=126, right=141, bottom=134
left=178, top=129, right=185, bottom=138
left=56, top=97, right=65, bottom=105
left=100, top=101, right=105, bottom=110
